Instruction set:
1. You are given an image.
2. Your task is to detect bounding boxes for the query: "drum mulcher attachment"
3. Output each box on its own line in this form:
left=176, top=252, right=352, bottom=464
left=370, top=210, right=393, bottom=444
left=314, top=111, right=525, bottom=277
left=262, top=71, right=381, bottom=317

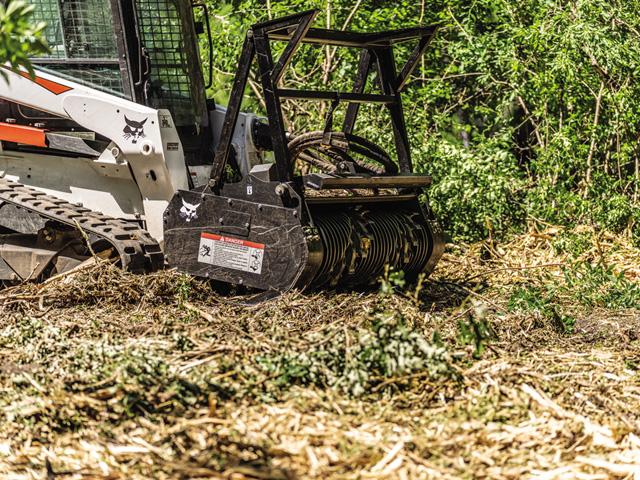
left=164, top=10, right=444, bottom=294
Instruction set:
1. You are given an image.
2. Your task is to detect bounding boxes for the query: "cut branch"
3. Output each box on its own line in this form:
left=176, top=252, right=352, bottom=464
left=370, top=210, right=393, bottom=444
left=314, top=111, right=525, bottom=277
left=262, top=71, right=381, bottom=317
left=585, top=81, right=605, bottom=188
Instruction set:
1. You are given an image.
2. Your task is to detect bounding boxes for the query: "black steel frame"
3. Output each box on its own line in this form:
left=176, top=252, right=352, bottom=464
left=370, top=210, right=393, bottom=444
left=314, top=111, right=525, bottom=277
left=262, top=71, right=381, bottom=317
left=211, top=9, right=437, bottom=187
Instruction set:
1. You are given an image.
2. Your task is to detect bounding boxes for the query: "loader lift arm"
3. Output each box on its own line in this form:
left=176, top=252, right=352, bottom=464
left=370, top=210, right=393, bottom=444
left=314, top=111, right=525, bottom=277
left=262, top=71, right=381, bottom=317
left=0, top=64, right=188, bottom=241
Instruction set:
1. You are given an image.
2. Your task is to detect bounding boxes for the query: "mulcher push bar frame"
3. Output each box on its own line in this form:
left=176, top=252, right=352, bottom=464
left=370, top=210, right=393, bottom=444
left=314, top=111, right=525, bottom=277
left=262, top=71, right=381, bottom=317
left=210, top=9, right=438, bottom=186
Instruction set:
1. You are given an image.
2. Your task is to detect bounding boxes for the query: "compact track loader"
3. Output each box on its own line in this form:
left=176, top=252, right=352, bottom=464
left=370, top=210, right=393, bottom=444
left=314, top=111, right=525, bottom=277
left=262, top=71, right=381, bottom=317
left=0, top=1, right=443, bottom=294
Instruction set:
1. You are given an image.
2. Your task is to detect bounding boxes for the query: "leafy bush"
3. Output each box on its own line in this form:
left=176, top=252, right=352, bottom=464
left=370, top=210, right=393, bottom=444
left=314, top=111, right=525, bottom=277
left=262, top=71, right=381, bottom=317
left=422, top=133, right=525, bottom=240
left=552, top=231, right=594, bottom=258
left=256, top=305, right=457, bottom=397
left=563, top=262, right=640, bottom=309
left=0, top=1, right=48, bottom=77
left=509, top=284, right=576, bottom=334
left=509, top=259, right=640, bottom=333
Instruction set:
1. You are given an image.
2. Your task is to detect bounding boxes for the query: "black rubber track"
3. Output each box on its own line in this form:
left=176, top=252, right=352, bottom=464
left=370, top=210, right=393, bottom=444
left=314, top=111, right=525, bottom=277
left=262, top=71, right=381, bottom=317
left=0, top=177, right=163, bottom=273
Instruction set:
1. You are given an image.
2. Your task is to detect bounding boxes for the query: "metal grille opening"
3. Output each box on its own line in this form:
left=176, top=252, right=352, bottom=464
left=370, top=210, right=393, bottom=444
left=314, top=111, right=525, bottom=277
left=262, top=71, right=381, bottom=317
left=40, top=65, right=125, bottom=94
left=27, top=0, right=125, bottom=96
left=136, top=0, right=205, bottom=127
left=29, top=0, right=64, bottom=58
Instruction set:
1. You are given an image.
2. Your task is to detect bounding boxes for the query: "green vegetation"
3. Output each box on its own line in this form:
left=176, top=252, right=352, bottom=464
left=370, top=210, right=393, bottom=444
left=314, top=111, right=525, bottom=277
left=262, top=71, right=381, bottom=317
left=205, top=0, right=640, bottom=241
left=563, top=261, right=640, bottom=309
left=508, top=257, right=640, bottom=333
left=2, top=228, right=639, bottom=478
left=510, top=258, right=640, bottom=312
left=457, top=303, right=498, bottom=357
left=509, top=284, right=577, bottom=333
left=0, top=0, right=48, bottom=76
left=255, top=281, right=460, bottom=398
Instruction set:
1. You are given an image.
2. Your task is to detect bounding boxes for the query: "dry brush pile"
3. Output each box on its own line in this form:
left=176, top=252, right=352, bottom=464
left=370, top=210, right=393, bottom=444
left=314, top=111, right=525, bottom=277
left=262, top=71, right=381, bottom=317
left=0, top=223, right=639, bottom=479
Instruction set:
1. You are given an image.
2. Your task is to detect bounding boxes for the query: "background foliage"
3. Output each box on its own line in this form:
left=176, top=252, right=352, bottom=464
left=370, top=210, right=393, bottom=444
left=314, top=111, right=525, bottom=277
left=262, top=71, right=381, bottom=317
left=203, top=0, right=640, bottom=242
left=0, top=1, right=48, bottom=76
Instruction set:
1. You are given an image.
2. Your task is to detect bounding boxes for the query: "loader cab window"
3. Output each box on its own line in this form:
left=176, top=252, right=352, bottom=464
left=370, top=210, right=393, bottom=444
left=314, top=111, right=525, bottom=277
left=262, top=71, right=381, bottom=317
left=134, top=0, right=206, bottom=128
left=27, top=0, right=128, bottom=98
left=27, top=0, right=206, bottom=130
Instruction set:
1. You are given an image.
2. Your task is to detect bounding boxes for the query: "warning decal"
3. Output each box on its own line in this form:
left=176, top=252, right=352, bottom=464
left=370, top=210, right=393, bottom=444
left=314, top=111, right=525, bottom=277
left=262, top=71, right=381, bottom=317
left=198, top=233, right=264, bottom=274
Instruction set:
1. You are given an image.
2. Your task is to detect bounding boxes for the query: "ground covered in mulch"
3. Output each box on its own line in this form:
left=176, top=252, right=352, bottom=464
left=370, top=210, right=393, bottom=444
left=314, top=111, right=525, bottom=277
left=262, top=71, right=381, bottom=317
left=1, top=224, right=639, bottom=479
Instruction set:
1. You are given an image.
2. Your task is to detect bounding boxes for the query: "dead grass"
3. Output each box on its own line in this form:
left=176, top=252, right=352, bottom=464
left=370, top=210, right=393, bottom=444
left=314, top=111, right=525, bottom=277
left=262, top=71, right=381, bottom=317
left=0, top=224, right=639, bottom=479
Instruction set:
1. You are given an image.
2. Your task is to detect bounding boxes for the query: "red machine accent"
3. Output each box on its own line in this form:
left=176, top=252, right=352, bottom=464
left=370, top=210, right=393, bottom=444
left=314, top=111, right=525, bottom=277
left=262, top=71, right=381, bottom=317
left=0, top=66, right=73, bottom=95
left=0, top=122, right=47, bottom=147
left=16, top=70, right=73, bottom=95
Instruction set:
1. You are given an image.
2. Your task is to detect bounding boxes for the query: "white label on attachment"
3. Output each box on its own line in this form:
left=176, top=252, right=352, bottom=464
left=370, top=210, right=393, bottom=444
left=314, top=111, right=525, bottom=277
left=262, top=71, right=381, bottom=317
left=198, top=233, right=264, bottom=274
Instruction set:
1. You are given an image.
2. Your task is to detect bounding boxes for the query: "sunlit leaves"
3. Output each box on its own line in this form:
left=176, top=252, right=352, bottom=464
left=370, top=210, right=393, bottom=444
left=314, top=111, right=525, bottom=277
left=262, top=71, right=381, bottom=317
left=0, top=1, right=49, bottom=79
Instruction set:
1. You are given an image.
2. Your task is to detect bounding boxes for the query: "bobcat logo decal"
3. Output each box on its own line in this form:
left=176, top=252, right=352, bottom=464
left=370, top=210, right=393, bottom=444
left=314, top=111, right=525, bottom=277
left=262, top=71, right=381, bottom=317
left=179, top=199, right=200, bottom=222
left=123, top=116, right=148, bottom=144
